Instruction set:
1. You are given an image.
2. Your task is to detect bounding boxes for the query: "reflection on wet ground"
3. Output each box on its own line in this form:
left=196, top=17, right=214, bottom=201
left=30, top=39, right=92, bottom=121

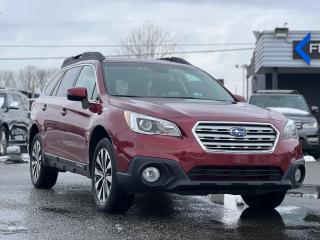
left=1, top=163, right=320, bottom=239
left=287, top=185, right=320, bottom=199
left=207, top=189, right=320, bottom=229
left=0, top=146, right=29, bottom=164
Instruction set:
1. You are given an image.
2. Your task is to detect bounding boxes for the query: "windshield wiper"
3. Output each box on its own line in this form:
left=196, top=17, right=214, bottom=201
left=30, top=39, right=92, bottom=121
left=162, top=96, right=235, bottom=102
left=111, top=95, right=143, bottom=98
left=111, top=95, right=235, bottom=103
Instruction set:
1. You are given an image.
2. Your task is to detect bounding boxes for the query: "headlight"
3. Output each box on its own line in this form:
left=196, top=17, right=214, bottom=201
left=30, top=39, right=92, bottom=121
left=284, top=119, right=298, bottom=139
left=124, top=111, right=182, bottom=137
left=303, top=122, right=318, bottom=129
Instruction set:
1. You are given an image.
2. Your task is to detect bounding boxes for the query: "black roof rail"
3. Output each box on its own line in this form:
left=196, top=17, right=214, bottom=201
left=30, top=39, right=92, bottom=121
left=255, top=89, right=299, bottom=94
left=158, top=57, right=192, bottom=65
left=61, top=52, right=105, bottom=68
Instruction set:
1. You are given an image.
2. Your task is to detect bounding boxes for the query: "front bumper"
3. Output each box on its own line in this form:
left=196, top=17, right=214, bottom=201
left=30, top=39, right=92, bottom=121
left=117, top=157, right=305, bottom=195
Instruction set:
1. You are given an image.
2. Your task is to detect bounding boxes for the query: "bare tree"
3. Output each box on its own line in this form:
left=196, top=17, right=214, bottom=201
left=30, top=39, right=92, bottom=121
left=0, top=66, right=57, bottom=94
left=117, top=22, right=182, bottom=59
left=35, top=68, right=57, bottom=90
left=16, top=66, right=57, bottom=94
left=0, top=70, right=17, bottom=89
left=18, top=66, right=38, bottom=93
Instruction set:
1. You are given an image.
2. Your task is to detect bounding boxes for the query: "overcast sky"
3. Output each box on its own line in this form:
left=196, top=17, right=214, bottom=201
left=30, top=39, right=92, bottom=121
left=0, top=0, right=320, bottom=93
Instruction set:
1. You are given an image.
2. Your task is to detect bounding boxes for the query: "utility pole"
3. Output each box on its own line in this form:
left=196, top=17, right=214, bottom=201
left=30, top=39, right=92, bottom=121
left=235, top=64, right=249, bottom=99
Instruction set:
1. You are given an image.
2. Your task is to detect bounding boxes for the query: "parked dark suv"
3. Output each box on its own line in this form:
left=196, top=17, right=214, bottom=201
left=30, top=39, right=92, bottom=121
left=29, top=52, right=305, bottom=213
left=249, top=90, right=320, bottom=159
left=0, top=88, right=30, bottom=155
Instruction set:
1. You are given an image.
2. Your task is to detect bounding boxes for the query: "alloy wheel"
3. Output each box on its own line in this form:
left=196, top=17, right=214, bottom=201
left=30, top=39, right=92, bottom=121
left=94, top=148, right=112, bottom=203
left=31, top=140, right=42, bottom=180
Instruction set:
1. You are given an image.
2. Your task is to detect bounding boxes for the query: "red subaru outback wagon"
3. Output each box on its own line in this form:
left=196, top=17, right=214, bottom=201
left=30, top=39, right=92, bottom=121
left=29, top=52, right=305, bottom=213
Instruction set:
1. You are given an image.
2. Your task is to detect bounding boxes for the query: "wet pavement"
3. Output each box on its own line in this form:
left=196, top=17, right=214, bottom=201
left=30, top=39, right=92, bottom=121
left=0, top=161, right=320, bottom=240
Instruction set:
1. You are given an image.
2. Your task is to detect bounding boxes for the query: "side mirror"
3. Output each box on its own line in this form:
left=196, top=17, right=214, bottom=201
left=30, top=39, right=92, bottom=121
left=311, top=106, right=319, bottom=113
left=234, top=94, right=246, bottom=102
left=9, top=101, right=19, bottom=110
left=67, top=87, right=89, bottom=109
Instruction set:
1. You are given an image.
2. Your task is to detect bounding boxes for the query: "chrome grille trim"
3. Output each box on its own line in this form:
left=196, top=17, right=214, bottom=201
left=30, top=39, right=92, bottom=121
left=192, top=121, right=279, bottom=154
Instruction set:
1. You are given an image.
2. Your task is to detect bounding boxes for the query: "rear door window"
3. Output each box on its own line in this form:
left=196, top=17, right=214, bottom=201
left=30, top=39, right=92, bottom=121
left=55, top=67, right=81, bottom=97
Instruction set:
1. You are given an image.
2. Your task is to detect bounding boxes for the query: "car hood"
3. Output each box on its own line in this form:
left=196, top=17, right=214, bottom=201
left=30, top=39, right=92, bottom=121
left=268, top=107, right=312, bottom=118
left=108, top=97, right=286, bottom=122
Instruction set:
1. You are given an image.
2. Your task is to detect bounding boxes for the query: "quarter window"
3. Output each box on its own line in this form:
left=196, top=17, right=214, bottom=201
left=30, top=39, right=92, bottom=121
left=44, top=72, right=63, bottom=96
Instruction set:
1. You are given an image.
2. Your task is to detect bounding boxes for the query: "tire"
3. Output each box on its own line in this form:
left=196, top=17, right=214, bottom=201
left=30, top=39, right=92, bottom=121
left=0, top=126, right=8, bottom=156
left=92, top=138, right=134, bottom=213
left=241, top=191, right=286, bottom=209
left=29, top=133, right=58, bottom=189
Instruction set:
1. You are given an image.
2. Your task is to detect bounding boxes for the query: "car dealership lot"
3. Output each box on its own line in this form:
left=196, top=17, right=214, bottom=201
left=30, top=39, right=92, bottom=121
left=0, top=161, right=319, bottom=240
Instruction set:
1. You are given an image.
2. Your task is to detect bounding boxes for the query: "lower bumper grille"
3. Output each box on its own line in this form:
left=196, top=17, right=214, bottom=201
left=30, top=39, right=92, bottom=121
left=188, top=166, right=283, bottom=181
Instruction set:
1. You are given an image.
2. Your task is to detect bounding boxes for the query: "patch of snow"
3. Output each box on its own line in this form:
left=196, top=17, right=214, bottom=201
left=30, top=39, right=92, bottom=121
left=304, top=155, right=316, bottom=162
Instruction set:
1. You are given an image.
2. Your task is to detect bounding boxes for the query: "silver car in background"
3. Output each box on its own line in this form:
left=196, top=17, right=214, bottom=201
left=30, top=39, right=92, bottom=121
left=249, top=90, right=320, bottom=159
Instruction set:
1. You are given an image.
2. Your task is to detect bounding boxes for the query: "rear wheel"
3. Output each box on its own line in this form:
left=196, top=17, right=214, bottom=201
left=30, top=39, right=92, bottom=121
left=92, top=138, right=134, bottom=213
left=0, top=126, right=8, bottom=156
left=241, top=191, right=286, bottom=209
left=30, top=133, right=58, bottom=189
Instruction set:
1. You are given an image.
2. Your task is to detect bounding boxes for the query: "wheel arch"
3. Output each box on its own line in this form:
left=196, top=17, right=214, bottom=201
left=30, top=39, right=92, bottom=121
left=0, top=122, right=9, bottom=140
left=89, top=125, right=112, bottom=176
left=29, top=123, right=40, bottom=152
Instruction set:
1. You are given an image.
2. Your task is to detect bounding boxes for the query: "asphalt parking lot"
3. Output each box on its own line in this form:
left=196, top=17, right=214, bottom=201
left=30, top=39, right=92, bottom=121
left=0, top=157, right=319, bottom=240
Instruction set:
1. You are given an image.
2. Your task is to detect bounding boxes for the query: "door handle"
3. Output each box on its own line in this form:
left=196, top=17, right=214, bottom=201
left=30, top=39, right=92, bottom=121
left=42, top=104, right=47, bottom=111
left=60, top=108, right=67, bottom=116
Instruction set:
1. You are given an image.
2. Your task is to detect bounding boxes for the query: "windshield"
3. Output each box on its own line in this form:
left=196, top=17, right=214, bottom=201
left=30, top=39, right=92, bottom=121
left=249, top=95, right=310, bottom=113
left=103, top=63, right=234, bottom=101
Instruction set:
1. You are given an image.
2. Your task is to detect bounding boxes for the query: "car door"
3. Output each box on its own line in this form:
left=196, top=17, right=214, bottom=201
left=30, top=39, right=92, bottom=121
left=59, top=65, right=97, bottom=165
left=42, top=66, right=81, bottom=158
left=40, top=71, right=65, bottom=156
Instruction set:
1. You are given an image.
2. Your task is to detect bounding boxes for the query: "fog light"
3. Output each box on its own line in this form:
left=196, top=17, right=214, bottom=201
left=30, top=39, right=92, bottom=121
left=294, top=168, right=302, bottom=183
left=142, top=167, right=160, bottom=183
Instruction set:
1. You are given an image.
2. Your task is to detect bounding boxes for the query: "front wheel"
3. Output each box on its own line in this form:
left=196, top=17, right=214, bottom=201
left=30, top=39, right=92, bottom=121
left=241, top=191, right=286, bottom=209
left=92, top=138, right=134, bottom=213
left=30, top=133, right=58, bottom=189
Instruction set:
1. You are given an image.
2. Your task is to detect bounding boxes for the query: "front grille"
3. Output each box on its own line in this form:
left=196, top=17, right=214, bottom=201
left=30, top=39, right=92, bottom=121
left=188, top=166, right=283, bottom=181
left=193, top=122, right=278, bottom=153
